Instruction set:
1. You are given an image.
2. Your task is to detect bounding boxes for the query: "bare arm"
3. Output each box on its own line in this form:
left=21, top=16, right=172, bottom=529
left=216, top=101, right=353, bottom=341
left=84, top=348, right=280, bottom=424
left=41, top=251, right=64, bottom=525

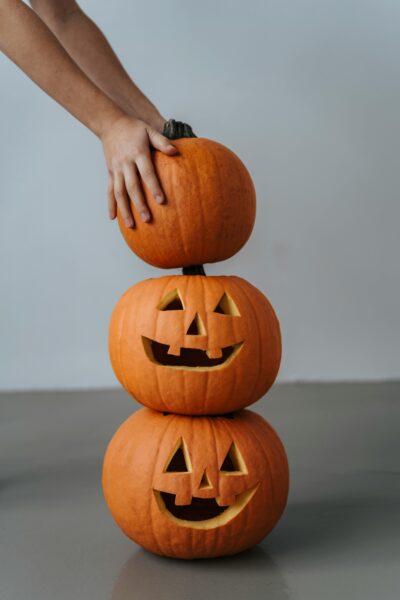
left=0, top=0, right=176, bottom=226
left=30, top=0, right=164, bottom=131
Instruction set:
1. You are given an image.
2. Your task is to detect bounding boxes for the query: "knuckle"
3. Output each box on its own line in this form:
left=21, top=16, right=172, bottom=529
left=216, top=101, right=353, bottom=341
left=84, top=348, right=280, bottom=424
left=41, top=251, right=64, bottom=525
left=130, top=149, right=141, bottom=161
left=141, top=167, right=154, bottom=179
left=126, top=188, right=138, bottom=201
left=133, top=196, right=145, bottom=209
left=111, top=160, right=122, bottom=171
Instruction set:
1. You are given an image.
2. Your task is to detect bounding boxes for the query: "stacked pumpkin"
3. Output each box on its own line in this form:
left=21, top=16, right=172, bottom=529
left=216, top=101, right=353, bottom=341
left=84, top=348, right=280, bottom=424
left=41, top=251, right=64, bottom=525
left=103, top=120, right=289, bottom=559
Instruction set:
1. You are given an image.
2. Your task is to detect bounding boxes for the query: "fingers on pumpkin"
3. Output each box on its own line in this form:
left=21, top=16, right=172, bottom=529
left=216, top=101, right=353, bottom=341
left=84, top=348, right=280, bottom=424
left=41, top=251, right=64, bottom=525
left=107, top=178, right=117, bottom=220
left=147, top=128, right=178, bottom=155
left=123, top=164, right=150, bottom=223
left=136, top=154, right=165, bottom=205
left=114, top=172, right=134, bottom=228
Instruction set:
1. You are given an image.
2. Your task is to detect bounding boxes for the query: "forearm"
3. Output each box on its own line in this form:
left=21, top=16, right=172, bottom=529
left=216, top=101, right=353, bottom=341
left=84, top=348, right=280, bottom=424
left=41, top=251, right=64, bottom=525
left=31, top=1, right=164, bottom=131
left=0, top=0, right=123, bottom=137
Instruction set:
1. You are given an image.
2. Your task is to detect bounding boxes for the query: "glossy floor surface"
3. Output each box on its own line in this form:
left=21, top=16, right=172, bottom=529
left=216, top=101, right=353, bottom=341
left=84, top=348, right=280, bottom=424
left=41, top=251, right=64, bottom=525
left=1, top=383, right=399, bottom=599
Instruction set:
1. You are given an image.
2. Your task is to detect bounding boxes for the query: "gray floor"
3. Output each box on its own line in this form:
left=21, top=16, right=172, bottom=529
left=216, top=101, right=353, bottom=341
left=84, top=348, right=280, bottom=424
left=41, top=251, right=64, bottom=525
left=1, top=382, right=399, bottom=600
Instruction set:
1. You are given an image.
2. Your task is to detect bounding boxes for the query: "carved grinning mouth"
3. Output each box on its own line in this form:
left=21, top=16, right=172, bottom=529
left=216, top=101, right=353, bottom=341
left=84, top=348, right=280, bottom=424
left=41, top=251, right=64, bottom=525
left=153, top=484, right=259, bottom=530
left=159, top=492, right=227, bottom=521
left=142, top=337, right=243, bottom=370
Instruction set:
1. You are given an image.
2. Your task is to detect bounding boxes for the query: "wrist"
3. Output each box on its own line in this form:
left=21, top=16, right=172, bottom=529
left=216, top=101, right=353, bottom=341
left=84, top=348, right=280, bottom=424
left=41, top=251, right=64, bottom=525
left=92, top=101, right=127, bottom=139
left=122, top=96, right=165, bottom=132
left=146, top=112, right=166, bottom=133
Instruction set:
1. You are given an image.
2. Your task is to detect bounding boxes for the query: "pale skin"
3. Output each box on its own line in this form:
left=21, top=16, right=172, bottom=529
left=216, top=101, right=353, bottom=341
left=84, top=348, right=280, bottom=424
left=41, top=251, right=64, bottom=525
left=0, top=0, right=178, bottom=227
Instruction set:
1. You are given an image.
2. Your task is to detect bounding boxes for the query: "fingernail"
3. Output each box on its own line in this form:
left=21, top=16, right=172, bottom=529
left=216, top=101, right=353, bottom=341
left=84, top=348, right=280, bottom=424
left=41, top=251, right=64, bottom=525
left=141, top=210, right=150, bottom=222
left=125, top=218, right=134, bottom=228
left=155, top=194, right=164, bottom=204
left=167, top=145, right=178, bottom=153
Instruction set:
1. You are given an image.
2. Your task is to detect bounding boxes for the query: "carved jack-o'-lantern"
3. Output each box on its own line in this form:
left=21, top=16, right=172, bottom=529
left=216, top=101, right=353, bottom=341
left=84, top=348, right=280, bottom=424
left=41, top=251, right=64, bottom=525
left=109, top=275, right=281, bottom=415
left=102, top=408, right=289, bottom=559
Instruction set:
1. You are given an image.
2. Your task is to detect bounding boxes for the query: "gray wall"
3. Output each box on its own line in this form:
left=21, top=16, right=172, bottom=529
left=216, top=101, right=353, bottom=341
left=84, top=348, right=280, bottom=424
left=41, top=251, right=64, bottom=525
left=1, top=0, right=399, bottom=390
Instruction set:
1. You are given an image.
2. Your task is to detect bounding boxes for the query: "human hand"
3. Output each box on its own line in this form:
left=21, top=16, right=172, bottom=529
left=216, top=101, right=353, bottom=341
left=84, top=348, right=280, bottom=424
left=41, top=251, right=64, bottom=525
left=101, top=115, right=177, bottom=227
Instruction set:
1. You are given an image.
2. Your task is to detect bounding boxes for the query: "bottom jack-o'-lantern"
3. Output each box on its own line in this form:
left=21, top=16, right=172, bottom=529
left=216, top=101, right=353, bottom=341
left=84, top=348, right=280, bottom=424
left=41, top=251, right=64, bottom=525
left=102, top=408, right=289, bottom=559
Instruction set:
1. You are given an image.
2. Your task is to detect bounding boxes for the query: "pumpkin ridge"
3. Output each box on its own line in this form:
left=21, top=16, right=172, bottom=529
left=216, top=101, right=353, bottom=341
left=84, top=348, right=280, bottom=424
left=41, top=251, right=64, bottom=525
left=248, top=417, right=276, bottom=526
left=234, top=278, right=264, bottom=406
left=211, top=144, right=227, bottom=262
left=227, top=413, right=272, bottom=551
left=133, top=280, right=155, bottom=403
left=199, top=275, right=209, bottom=414
left=117, top=286, right=136, bottom=392
left=137, top=280, right=157, bottom=402
left=155, top=276, right=178, bottom=412
left=144, top=411, right=162, bottom=555
left=247, top=413, right=289, bottom=525
left=227, top=279, right=239, bottom=414
left=251, top=283, right=282, bottom=399
left=194, top=149, right=207, bottom=264
left=209, top=417, right=221, bottom=555
left=188, top=416, right=194, bottom=556
left=150, top=411, right=180, bottom=555
left=182, top=276, right=191, bottom=414
left=217, top=417, right=244, bottom=554
left=219, top=411, right=262, bottom=544
left=172, top=163, right=191, bottom=265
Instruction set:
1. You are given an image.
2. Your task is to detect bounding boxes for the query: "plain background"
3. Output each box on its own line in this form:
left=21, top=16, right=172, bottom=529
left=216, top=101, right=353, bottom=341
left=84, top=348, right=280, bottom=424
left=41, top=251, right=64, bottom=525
left=1, top=0, right=399, bottom=390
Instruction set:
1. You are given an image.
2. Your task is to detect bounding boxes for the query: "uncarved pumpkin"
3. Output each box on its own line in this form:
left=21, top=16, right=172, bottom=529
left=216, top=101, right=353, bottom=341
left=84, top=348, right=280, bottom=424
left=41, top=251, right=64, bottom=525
left=117, top=138, right=256, bottom=268
left=109, top=275, right=281, bottom=415
left=102, top=408, right=289, bottom=559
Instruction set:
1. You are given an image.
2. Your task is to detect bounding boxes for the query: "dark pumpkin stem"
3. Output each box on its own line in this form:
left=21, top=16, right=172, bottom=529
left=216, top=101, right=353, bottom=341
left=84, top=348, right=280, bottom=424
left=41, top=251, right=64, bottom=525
left=182, top=265, right=206, bottom=276
left=163, top=119, right=197, bottom=140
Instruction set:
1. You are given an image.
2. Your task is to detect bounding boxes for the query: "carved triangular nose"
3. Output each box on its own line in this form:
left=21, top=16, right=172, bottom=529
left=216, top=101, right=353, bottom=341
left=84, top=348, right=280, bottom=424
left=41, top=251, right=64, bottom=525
left=198, top=469, right=212, bottom=490
left=186, top=313, right=206, bottom=336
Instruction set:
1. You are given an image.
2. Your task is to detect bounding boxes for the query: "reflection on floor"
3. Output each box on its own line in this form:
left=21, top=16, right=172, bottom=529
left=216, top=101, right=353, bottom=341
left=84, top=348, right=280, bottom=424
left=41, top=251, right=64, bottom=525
left=1, top=382, right=399, bottom=600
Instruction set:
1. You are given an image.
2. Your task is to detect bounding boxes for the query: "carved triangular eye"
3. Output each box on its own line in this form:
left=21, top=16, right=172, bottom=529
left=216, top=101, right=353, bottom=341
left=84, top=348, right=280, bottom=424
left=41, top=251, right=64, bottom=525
left=158, top=289, right=184, bottom=311
left=164, top=438, right=191, bottom=472
left=220, top=442, right=247, bottom=474
left=213, top=292, right=240, bottom=316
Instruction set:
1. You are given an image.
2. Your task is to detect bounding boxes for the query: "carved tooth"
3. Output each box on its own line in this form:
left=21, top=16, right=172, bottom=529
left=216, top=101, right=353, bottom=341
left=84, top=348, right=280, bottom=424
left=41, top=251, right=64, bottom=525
left=216, top=494, right=236, bottom=507
left=174, top=490, right=192, bottom=506
left=207, top=348, right=223, bottom=359
left=167, top=345, right=181, bottom=356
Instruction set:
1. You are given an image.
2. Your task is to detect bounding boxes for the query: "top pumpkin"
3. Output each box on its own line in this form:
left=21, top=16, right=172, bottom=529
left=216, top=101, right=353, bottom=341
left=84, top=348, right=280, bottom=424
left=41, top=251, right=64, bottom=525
left=117, top=137, right=256, bottom=268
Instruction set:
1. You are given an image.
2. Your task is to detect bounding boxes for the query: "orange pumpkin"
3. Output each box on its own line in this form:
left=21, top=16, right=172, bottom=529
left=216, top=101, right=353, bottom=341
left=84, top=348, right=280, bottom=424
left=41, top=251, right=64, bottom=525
left=102, top=408, right=289, bottom=559
left=117, top=137, right=256, bottom=268
left=109, top=275, right=281, bottom=415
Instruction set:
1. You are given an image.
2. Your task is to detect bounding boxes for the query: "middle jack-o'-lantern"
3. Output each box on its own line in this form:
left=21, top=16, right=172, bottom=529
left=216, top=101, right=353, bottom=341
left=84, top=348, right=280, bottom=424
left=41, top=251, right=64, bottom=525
left=109, top=274, right=281, bottom=415
left=102, top=407, right=289, bottom=559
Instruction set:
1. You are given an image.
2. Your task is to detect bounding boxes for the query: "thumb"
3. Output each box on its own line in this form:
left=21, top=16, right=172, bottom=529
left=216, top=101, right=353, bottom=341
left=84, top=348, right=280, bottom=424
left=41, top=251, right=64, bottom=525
left=147, top=128, right=178, bottom=155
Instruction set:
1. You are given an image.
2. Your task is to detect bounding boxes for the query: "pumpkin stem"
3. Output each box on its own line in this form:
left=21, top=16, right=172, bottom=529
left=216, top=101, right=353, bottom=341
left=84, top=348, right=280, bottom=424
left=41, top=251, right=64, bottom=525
left=182, top=265, right=206, bottom=276
left=163, top=119, right=197, bottom=140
